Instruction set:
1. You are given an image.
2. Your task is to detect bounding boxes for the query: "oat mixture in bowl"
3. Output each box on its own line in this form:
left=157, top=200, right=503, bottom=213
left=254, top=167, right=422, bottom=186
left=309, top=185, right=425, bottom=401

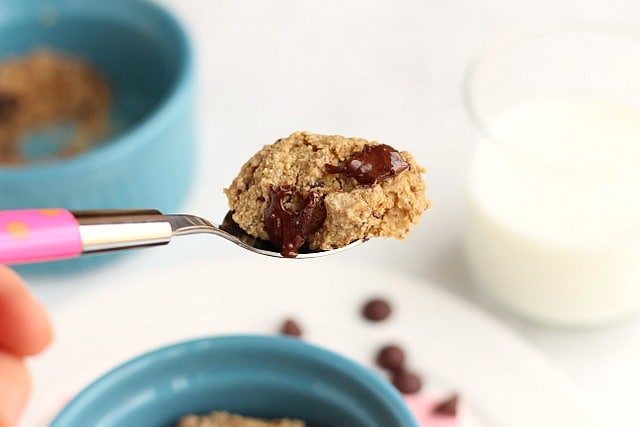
left=0, top=49, right=112, bottom=164
left=177, top=411, right=305, bottom=427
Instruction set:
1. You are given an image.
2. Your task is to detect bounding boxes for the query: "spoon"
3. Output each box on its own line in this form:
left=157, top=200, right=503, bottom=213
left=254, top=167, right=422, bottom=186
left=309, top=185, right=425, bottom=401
left=0, top=208, right=362, bottom=265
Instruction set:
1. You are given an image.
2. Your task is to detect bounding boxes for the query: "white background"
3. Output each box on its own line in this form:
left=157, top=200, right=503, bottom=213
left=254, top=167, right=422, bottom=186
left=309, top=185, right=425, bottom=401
left=23, top=1, right=640, bottom=426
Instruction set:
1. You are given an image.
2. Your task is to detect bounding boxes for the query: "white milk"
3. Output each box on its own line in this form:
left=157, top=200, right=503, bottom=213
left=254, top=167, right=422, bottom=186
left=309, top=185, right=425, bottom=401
left=465, top=97, right=640, bottom=326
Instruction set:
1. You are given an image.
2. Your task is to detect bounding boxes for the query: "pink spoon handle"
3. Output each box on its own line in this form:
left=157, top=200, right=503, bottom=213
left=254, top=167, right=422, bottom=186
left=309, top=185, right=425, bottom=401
left=0, top=209, right=83, bottom=265
left=0, top=208, right=173, bottom=265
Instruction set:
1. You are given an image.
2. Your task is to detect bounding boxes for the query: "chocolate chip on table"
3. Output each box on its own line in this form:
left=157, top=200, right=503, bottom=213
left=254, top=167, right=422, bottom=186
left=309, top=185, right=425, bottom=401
left=280, top=318, right=303, bottom=337
left=432, top=394, right=459, bottom=416
left=376, top=344, right=405, bottom=372
left=391, top=369, right=422, bottom=394
left=362, top=298, right=392, bottom=321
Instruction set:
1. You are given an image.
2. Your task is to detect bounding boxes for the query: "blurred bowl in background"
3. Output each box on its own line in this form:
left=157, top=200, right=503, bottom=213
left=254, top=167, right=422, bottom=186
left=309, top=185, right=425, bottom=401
left=50, top=335, right=419, bottom=427
left=0, top=0, right=196, bottom=272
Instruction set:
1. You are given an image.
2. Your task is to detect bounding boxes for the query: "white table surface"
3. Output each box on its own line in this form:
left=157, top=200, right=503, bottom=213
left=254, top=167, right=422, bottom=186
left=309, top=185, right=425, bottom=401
left=22, top=1, right=640, bottom=426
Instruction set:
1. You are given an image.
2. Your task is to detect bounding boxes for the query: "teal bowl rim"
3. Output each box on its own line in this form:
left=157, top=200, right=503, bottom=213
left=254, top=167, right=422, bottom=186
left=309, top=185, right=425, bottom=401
left=51, top=334, right=419, bottom=427
left=0, top=0, right=194, bottom=183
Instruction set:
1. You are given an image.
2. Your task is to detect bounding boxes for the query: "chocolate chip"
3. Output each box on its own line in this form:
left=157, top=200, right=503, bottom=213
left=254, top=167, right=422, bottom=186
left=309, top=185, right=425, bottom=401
left=376, top=344, right=405, bottom=372
left=432, top=394, right=459, bottom=416
left=391, top=370, right=422, bottom=394
left=362, top=298, right=392, bottom=321
left=324, top=144, right=409, bottom=185
left=264, top=184, right=326, bottom=258
left=280, top=318, right=302, bottom=337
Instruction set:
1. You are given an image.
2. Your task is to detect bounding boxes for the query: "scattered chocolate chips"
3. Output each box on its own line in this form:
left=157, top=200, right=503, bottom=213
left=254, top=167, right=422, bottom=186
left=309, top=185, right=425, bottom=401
left=376, top=344, right=405, bottom=372
left=271, top=296, right=462, bottom=409
left=432, top=394, right=459, bottom=416
left=264, top=184, right=327, bottom=258
left=324, top=144, right=410, bottom=185
left=391, top=369, right=423, bottom=394
left=280, top=318, right=303, bottom=337
left=362, top=298, right=392, bottom=321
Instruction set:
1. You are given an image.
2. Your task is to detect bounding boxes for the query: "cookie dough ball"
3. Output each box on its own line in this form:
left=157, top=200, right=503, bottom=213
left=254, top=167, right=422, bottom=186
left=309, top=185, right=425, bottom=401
left=224, top=132, right=430, bottom=255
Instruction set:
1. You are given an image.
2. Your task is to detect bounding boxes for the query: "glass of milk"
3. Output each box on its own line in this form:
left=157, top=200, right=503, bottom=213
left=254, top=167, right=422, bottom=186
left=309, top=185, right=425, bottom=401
left=463, top=24, right=640, bottom=327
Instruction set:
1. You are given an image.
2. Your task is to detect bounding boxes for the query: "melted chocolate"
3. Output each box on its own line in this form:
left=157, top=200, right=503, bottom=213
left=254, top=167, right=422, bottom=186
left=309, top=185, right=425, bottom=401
left=324, top=144, right=409, bottom=184
left=264, top=184, right=327, bottom=257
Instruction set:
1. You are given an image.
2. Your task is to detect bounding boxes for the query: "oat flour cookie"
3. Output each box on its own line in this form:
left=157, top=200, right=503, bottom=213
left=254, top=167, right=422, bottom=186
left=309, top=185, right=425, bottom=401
left=224, top=132, right=430, bottom=257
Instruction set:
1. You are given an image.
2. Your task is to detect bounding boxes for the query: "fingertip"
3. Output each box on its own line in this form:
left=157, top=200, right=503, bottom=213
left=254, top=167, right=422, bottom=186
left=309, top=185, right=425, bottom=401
left=0, top=352, right=30, bottom=427
left=0, top=265, right=54, bottom=356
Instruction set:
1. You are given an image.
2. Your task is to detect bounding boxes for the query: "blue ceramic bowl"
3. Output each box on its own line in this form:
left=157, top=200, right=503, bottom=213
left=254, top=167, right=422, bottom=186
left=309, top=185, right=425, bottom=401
left=51, top=335, right=419, bottom=427
left=0, top=0, right=196, bottom=272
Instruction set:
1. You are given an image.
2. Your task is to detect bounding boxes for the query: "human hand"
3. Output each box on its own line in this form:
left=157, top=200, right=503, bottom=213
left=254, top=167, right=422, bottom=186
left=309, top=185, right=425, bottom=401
left=0, top=266, right=53, bottom=427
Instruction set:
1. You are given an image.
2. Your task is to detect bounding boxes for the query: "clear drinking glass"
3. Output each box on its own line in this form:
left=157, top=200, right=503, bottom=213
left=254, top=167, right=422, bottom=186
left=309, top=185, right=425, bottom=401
left=463, top=23, right=640, bottom=327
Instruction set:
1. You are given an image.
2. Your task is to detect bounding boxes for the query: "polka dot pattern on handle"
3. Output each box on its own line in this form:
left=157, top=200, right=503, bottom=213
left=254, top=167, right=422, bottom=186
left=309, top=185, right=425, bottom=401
left=0, top=209, right=83, bottom=265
